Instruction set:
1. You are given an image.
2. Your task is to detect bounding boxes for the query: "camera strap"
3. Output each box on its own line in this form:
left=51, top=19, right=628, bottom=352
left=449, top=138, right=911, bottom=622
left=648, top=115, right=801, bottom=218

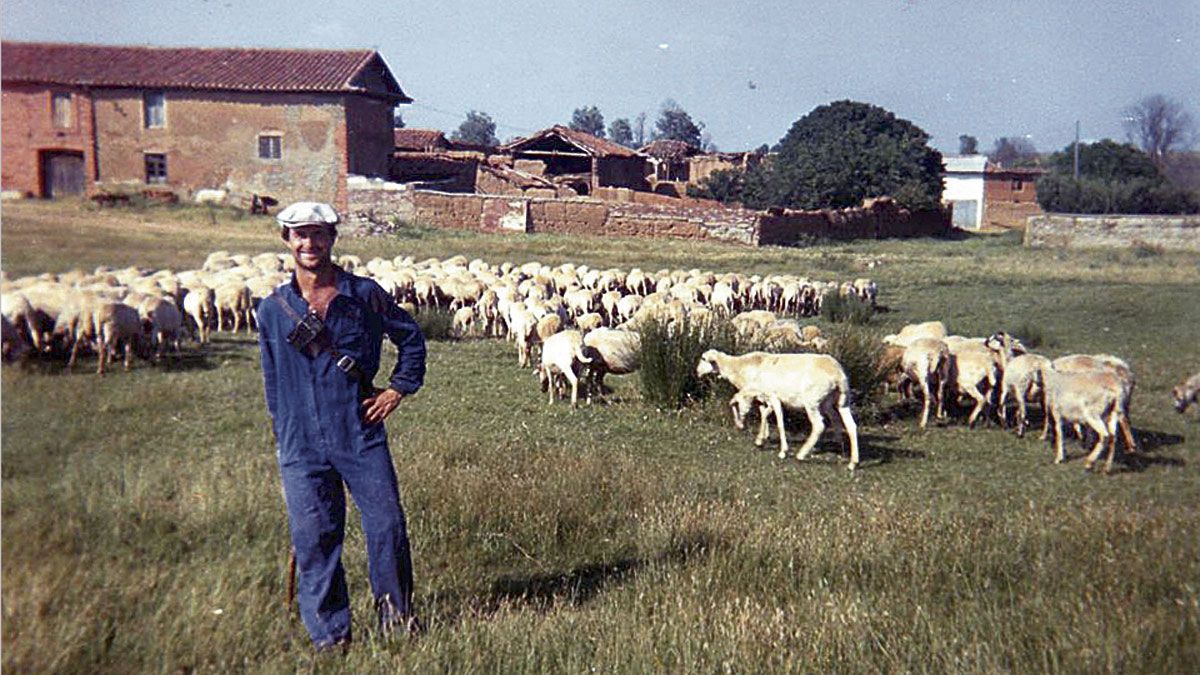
left=268, top=290, right=371, bottom=388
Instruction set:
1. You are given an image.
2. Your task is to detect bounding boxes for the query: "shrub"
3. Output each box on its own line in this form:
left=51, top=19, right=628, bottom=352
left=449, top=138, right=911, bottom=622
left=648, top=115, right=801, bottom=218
left=638, top=316, right=734, bottom=409
left=414, top=307, right=455, bottom=341
left=822, top=324, right=889, bottom=420
left=1008, top=320, right=1054, bottom=350
left=819, top=292, right=874, bottom=325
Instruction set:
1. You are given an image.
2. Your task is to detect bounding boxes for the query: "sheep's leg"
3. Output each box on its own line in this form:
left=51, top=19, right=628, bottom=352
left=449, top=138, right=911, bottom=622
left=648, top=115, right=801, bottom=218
left=67, top=334, right=81, bottom=371
left=755, top=402, right=771, bottom=447
left=123, top=339, right=133, bottom=371
left=1118, top=414, right=1139, bottom=455
left=567, top=370, right=579, bottom=407
left=834, top=398, right=860, bottom=470
left=97, top=332, right=108, bottom=376
left=935, top=370, right=948, bottom=420
left=998, top=383, right=1010, bottom=428
left=770, top=398, right=790, bottom=459
left=1082, top=413, right=1110, bottom=471
left=965, top=383, right=987, bottom=428
left=794, top=403, right=825, bottom=461
left=918, top=375, right=932, bottom=429
left=1052, top=409, right=1066, bottom=464
left=1103, top=411, right=1121, bottom=474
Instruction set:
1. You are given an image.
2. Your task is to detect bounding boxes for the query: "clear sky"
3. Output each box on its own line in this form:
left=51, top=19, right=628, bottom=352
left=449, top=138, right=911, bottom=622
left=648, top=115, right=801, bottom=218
left=5, top=0, right=1197, bottom=155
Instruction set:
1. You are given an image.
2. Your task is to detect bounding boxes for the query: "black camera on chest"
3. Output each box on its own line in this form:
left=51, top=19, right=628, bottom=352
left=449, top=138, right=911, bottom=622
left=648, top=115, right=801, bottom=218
left=287, top=311, right=325, bottom=352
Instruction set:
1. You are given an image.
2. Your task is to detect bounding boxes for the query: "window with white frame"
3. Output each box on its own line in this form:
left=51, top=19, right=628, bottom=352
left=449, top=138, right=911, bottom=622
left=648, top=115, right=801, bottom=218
left=258, top=134, right=282, bottom=160
left=144, top=153, right=168, bottom=184
left=52, top=92, right=73, bottom=128
left=143, top=91, right=166, bottom=128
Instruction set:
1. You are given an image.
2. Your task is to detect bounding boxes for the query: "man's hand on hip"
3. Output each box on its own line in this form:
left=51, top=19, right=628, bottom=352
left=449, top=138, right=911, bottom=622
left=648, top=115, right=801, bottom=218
left=361, top=388, right=405, bottom=425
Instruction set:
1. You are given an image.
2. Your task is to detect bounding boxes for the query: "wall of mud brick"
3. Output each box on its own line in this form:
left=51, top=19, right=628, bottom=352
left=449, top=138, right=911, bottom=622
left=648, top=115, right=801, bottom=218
left=757, top=204, right=951, bottom=245
left=1025, top=214, right=1200, bottom=252
left=347, top=185, right=948, bottom=246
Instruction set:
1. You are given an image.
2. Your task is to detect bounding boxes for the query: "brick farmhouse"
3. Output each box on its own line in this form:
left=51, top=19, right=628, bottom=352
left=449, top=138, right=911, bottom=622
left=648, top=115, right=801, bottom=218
left=1, top=41, right=410, bottom=210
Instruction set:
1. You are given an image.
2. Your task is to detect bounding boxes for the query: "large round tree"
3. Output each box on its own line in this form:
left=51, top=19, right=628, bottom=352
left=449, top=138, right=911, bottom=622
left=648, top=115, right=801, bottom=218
left=762, top=100, right=944, bottom=211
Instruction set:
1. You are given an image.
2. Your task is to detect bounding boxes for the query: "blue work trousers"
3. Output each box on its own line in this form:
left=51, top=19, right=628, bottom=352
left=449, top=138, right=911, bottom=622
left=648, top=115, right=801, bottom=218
left=280, top=442, right=413, bottom=647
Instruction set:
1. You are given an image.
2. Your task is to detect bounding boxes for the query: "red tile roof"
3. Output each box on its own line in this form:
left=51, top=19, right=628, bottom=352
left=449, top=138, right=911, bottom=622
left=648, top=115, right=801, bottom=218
left=394, top=128, right=449, bottom=151
left=1, top=41, right=411, bottom=102
left=504, top=125, right=642, bottom=158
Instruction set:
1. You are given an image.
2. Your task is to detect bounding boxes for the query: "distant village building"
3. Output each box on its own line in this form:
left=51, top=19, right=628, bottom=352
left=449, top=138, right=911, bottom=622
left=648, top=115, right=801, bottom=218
left=500, top=125, right=648, bottom=195
left=942, top=155, right=1043, bottom=230
left=1, top=41, right=410, bottom=210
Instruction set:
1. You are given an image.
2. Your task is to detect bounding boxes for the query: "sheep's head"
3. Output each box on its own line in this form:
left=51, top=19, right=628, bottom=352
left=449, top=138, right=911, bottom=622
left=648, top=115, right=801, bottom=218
left=696, top=350, right=719, bottom=378
left=1174, top=384, right=1195, bottom=413
left=729, top=390, right=757, bottom=430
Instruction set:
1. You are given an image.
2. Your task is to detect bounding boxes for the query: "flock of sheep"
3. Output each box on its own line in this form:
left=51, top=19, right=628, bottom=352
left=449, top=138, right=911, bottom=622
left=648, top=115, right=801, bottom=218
left=2, top=250, right=1196, bottom=475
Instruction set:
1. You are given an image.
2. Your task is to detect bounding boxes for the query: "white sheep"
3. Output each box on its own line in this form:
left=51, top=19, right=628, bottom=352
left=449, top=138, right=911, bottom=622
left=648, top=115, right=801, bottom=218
left=696, top=350, right=860, bottom=470
left=997, top=353, right=1052, bottom=437
left=902, top=337, right=951, bottom=429
left=1043, top=368, right=1124, bottom=473
left=536, top=330, right=592, bottom=406
left=182, top=286, right=216, bottom=343
left=883, top=320, right=947, bottom=348
left=1052, top=354, right=1138, bottom=454
left=581, top=328, right=641, bottom=396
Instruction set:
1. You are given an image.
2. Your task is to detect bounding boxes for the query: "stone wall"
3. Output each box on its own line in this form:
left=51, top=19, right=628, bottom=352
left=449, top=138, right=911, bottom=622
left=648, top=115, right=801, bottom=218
left=1025, top=214, right=1200, bottom=252
left=346, top=183, right=945, bottom=247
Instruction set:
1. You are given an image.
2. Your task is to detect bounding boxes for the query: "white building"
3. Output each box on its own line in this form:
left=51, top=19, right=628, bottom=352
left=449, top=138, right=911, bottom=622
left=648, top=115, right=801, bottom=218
left=942, top=155, right=988, bottom=230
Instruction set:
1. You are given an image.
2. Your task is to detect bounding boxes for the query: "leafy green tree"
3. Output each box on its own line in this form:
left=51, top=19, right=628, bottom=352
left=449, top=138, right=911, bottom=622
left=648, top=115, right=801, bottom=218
left=608, top=118, right=634, bottom=147
left=754, top=100, right=944, bottom=211
left=569, top=106, right=606, bottom=138
left=1036, top=139, right=1199, bottom=214
left=1045, top=139, right=1159, bottom=181
left=958, top=134, right=978, bottom=154
left=687, top=168, right=745, bottom=202
left=988, top=136, right=1038, bottom=167
left=451, top=110, right=498, bottom=147
left=653, top=100, right=703, bottom=147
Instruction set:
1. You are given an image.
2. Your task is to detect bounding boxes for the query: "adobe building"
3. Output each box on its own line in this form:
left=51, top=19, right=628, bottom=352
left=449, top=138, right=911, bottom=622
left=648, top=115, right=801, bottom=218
left=500, top=126, right=648, bottom=196
left=1, top=41, right=410, bottom=210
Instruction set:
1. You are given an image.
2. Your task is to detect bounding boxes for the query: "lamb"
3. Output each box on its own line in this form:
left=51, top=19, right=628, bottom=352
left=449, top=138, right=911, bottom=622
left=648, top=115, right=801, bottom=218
left=902, top=337, right=951, bottom=428
left=1043, top=368, right=1124, bottom=473
left=574, top=312, right=605, bottom=333
left=507, top=305, right=538, bottom=368
left=581, top=328, right=641, bottom=396
left=696, top=350, right=860, bottom=470
left=536, top=330, right=592, bottom=405
left=997, top=353, right=1052, bottom=437
left=452, top=306, right=476, bottom=339
left=1173, top=372, right=1200, bottom=414
left=729, top=388, right=784, bottom=450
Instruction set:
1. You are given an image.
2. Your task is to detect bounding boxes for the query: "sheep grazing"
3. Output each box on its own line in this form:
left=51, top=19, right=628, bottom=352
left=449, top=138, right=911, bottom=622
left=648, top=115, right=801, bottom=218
left=452, top=306, right=476, bottom=339
left=138, top=296, right=183, bottom=361
left=697, top=349, right=860, bottom=470
left=729, top=388, right=788, bottom=451
left=945, top=341, right=1000, bottom=428
left=581, top=328, right=642, bottom=397
left=214, top=282, right=252, bottom=333
left=997, top=353, right=1052, bottom=437
left=902, top=337, right=951, bottom=428
left=536, top=330, right=592, bottom=406
left=1052, top=354, right=1138, bottom=454
left=182, top=287, right=216, bottom=343
left=1173, top=372, right=1200, bottom=414
left=1043, top=368, right=1124, bottom=474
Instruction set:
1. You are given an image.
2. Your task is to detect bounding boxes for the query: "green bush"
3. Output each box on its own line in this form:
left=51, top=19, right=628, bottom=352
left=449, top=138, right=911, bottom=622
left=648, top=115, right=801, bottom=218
left=638, top=316, right=734, bottom=409
left=414, top=307, right=455, bottom=341
left=819, top=292, right=874, bottom=325
left=822, top=324, right=888, bottom=420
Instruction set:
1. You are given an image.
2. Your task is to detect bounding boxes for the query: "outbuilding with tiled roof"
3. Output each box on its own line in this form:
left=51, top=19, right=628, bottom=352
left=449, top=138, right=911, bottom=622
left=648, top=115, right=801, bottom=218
left=1, top=40, right=411, bottom=209
left=499, top=125, right=647, bottom=195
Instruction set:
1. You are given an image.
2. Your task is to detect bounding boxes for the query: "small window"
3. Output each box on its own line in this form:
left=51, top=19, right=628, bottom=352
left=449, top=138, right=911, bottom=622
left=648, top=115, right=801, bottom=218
left=1012, top=179, right=1024, bottom=192
left=52, top=92, right=73, bottom=128
left=144, top=91, right=165, bottom=128
left=144, top=153, right=168, bottom=184
left=258, top=134, right=282, bottom=160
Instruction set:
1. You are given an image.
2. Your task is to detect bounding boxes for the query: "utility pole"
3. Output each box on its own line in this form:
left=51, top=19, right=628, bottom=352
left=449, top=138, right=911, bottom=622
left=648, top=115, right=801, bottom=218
left=1073, top=120, right=1081, bottom=180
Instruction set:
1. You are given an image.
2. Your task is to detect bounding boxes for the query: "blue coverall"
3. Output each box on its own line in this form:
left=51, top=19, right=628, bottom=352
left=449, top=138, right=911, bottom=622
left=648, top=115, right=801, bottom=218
left=257, top=267, right=426, bottom=647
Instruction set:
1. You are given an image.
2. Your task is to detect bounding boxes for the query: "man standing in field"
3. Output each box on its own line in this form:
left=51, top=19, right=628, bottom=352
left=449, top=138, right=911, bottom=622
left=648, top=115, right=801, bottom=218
left=257, top=201, right=426, bottom=650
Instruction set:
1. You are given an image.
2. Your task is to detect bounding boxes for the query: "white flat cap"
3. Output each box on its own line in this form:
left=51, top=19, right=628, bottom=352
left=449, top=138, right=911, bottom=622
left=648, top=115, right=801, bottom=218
left=276, top=201, right=340, bottom=228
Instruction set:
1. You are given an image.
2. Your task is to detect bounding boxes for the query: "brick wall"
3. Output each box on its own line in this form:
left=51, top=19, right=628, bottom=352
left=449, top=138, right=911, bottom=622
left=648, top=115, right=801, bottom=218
left=1025, top=214, right=1200, bottom=252
left=986, top=201, right=1043, bottom=230
left=1, top=84, right=96, bottom=196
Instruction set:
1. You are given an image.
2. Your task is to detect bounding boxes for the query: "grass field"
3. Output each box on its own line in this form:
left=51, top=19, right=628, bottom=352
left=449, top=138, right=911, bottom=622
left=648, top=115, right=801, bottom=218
left=3, top=199, right=1199, bottom=673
